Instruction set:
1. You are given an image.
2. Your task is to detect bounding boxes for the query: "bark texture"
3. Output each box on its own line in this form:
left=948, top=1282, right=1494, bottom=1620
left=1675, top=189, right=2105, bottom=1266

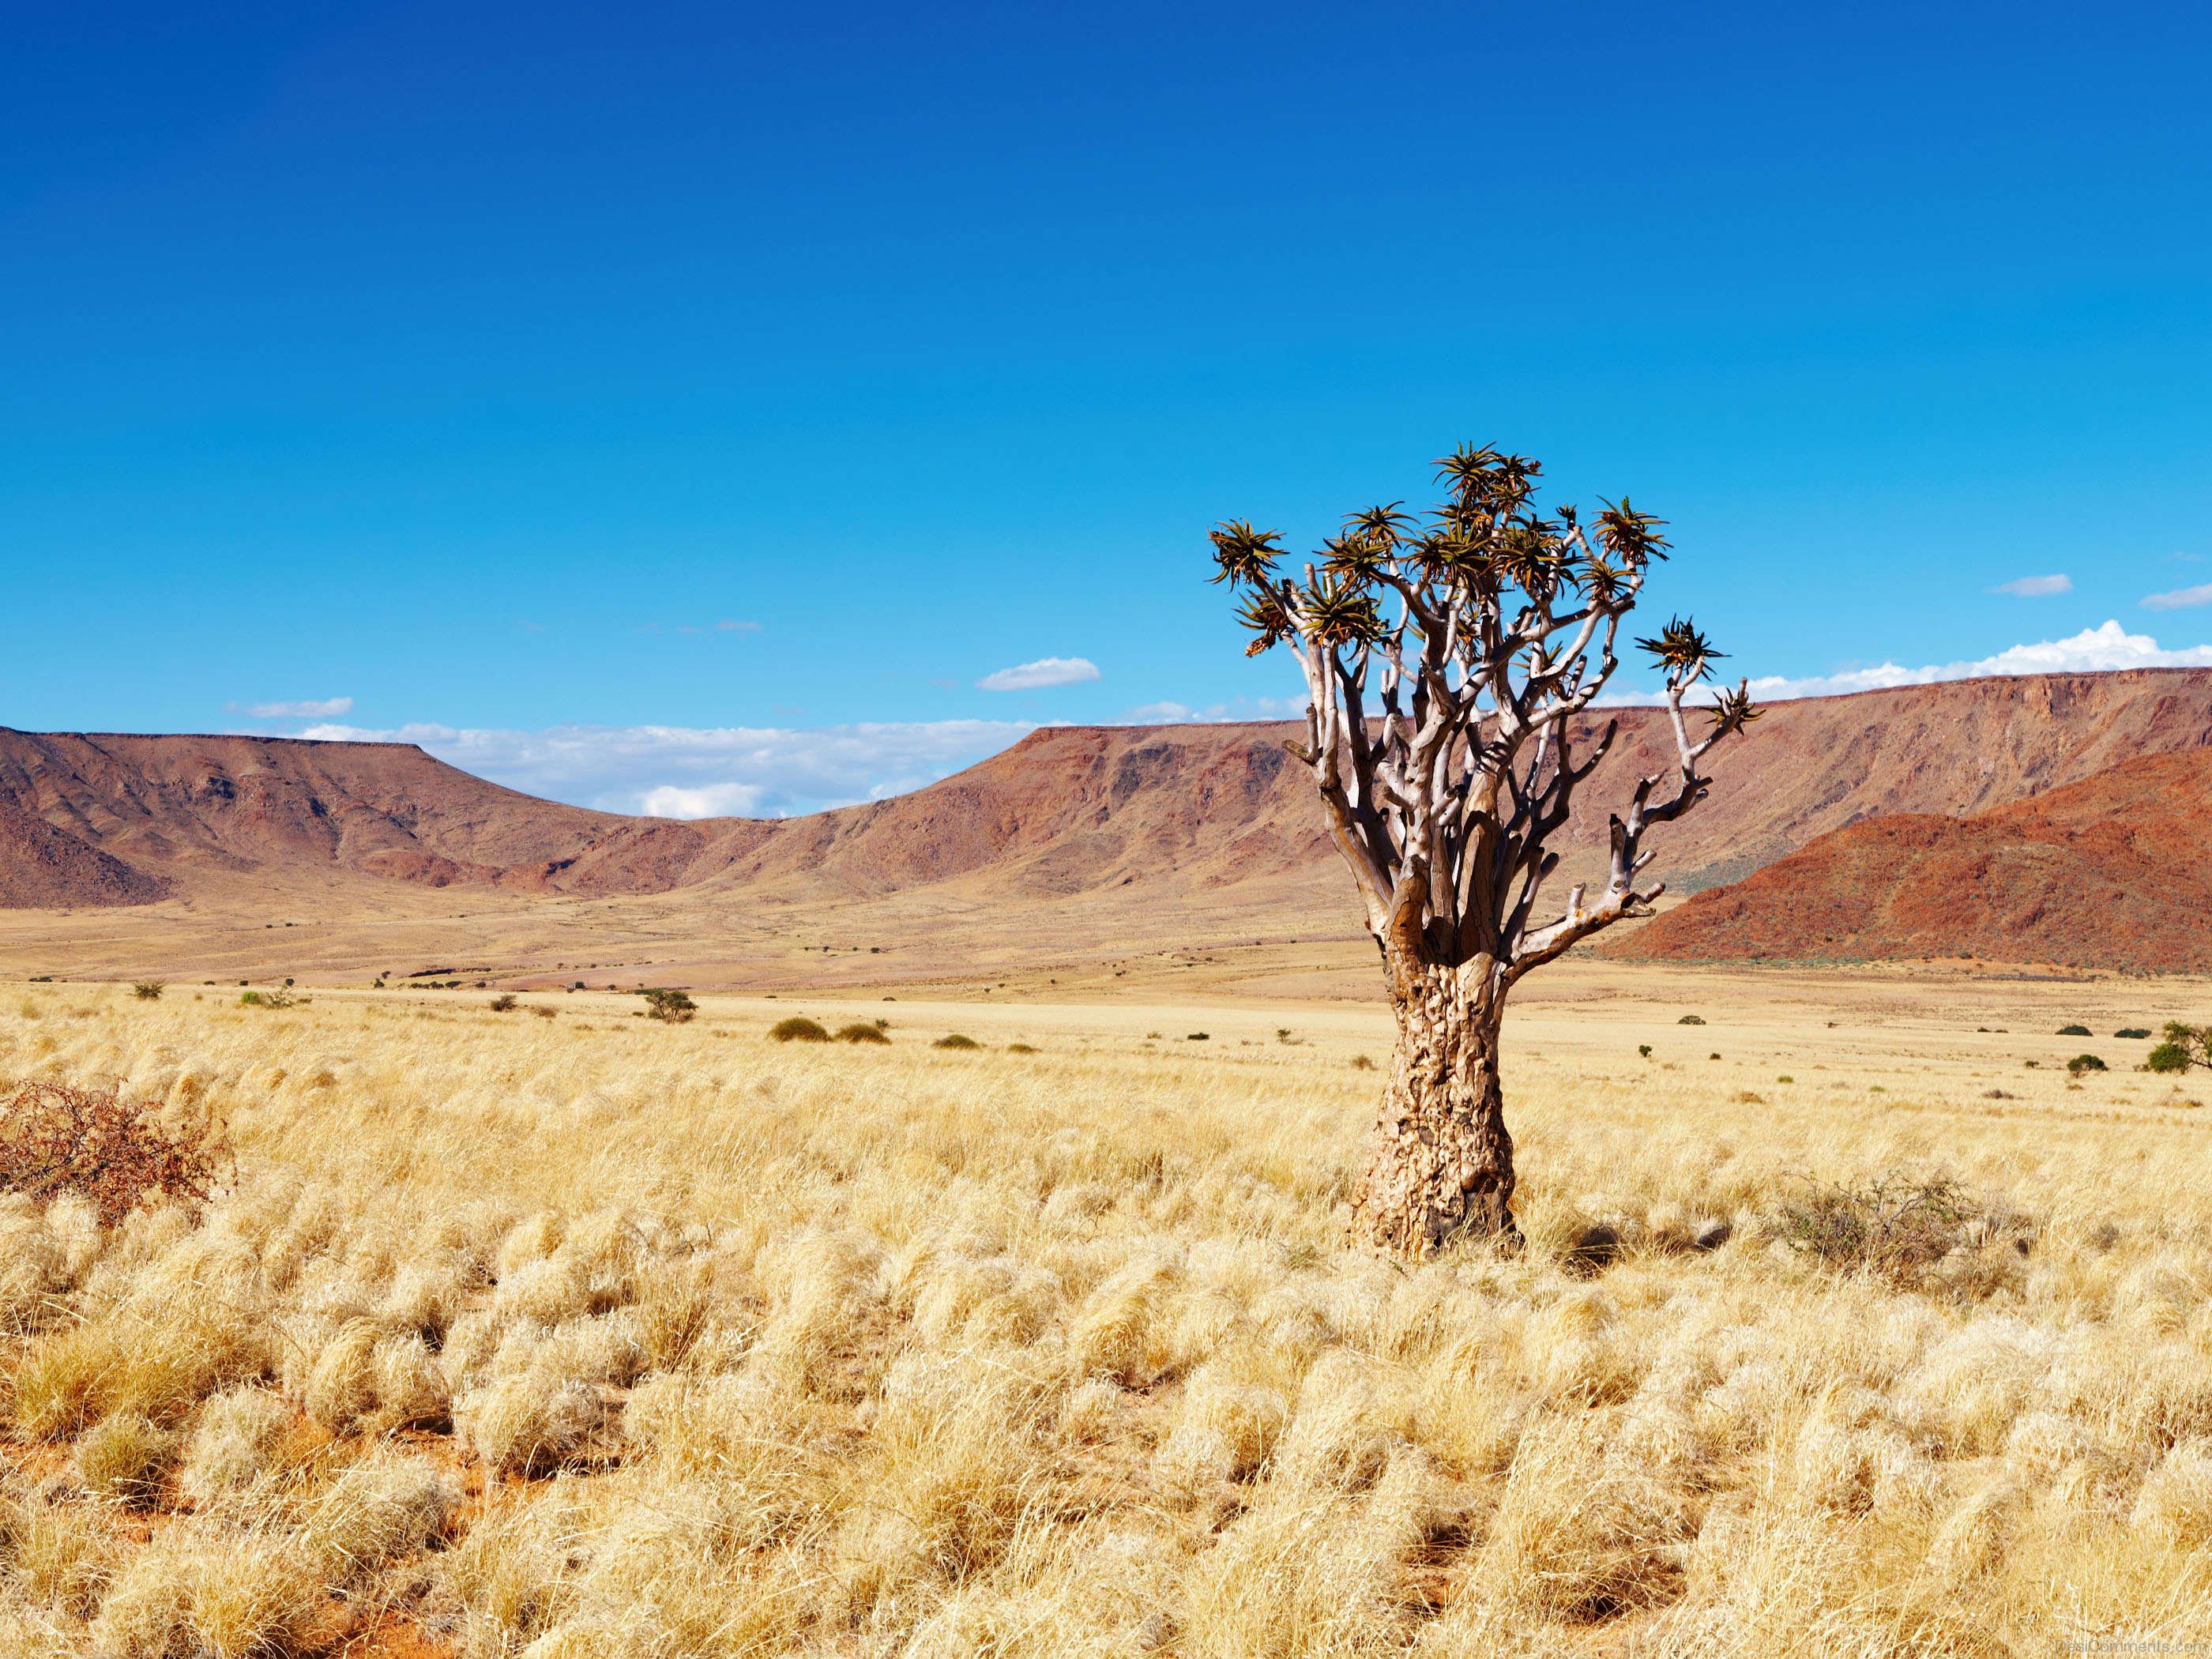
left=1353, top=954, right=1516, bottom=1256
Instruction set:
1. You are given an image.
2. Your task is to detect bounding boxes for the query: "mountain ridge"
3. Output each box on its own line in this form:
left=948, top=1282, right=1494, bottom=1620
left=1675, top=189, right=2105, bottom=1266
left=5, top=668, right=2212, bottom=979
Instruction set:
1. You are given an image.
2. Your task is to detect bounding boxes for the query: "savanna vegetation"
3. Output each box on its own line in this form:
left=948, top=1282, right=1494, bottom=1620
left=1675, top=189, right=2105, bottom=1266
left=0, top=976, right=2209, bottom=1655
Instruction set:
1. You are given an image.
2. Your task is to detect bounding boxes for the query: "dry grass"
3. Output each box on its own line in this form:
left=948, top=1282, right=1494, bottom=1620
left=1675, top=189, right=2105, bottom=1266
left=0, top=971, right=2209, bottom=1653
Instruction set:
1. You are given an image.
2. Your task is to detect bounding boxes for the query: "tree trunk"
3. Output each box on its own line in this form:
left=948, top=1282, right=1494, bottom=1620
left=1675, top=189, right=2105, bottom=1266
left=1351, top=952, right=1518, bottom=1258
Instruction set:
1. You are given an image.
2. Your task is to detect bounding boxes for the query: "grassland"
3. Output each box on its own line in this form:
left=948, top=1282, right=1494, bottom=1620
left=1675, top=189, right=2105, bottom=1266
left=2, top=965, right=2210, bottom=1655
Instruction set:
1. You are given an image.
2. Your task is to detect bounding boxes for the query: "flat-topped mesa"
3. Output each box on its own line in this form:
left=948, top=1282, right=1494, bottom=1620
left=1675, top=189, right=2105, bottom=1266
left=2, top=667, right=2211, bottom=915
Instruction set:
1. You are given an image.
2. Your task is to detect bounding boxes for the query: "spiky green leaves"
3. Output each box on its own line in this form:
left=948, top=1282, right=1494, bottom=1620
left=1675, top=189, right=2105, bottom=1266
left=1235, top=585, right=1296, bottom=657
left=1636, top=616, right=1722, bottom=683
left=1299, top=575, right=1383, bottom=650
left=1209, top=521, right=1284, bottom=586
left=1707, top=683, right=1760, bottom=738
left=1434, top=445, right=1541, bottom=516
left=1594, top=499, right=1670, bottom=566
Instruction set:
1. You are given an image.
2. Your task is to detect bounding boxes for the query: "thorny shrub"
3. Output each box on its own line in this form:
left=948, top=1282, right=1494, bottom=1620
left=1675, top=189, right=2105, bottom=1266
left=0, top=1081, right=226, bottom=1227
left=1776, top=1173, right=2030, bottom=1292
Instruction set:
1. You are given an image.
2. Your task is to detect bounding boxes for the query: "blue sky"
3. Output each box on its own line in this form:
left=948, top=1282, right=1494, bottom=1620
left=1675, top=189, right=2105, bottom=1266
left=6, top=1, right=2212, bottom=814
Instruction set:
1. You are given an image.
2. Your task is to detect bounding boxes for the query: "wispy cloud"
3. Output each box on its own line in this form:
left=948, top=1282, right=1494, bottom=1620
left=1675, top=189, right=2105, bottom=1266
left=2140, top=583, right=2212, bottom=612
left=1719, top=621, right=2212, bottom=702
left=231, top=696, right=353, bottom=718
left=1124, top=695, right=1307, bottom=724
left=976, top=656, right=1100, bottom=692
left=1988, top=574, right=2071, bottom=597
left=288, top=718, right=1033, bottom=818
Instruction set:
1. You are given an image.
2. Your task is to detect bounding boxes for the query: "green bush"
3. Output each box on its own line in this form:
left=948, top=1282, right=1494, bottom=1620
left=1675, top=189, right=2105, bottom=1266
left=2146, top=1022, right=2210, bottom=1074
left=1677, top=1014, right=1706, bottom=1025
left=769, top=1017, right=831, bottom=1042
left=641, top=988, right=698, bottom=1023
left=2057, top=1024, right=2092, bottom=1036
left=2066, top=1054, right=2107, bottom=1075
left=2116, top=1027, right=2151, bottom=1040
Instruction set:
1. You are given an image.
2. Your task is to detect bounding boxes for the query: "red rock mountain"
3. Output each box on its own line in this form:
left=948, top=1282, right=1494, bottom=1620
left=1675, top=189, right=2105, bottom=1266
left=1609, top=746, right=2212, bottom=973
left=4, top=670, right=2211, bottom=961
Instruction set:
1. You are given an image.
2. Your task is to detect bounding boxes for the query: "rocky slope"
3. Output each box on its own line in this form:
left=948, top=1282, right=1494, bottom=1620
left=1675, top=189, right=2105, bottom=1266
left=6, top=670, right=2211, bottom=940
left=1608, top=746, right=2212, bottom=973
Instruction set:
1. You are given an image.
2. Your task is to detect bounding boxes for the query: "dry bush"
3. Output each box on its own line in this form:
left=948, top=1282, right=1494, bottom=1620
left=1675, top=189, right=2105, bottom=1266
left=769, top=1016, right=830, bottom=1042
left=0, top=1082, right=224, bottom=1226
left=935, top=1033, right=982, bottom=1050
left=1774, top=1172, right=2027, bottom=1292
left=73, top=1413, right=179, bottom=1507
left=837, top=1021, right=890, bottom=1044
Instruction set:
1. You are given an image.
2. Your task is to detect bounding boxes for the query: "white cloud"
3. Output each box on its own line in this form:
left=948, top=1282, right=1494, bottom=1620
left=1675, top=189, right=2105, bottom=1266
left=1736, top=620, right=2212, bottom=702
left=637, top=782, right=766, bottom=818
left=290, top=718, right=1033, bottom=818
left=976, top=656, right=1100, bottom=692
left=1123, top=695, right=1307, bottom=724
left=235, top=696, right=353, bottom=718
left=2141, top=583, right=2212, bottom=612
left=1988, top=574, right=2071, bottom=597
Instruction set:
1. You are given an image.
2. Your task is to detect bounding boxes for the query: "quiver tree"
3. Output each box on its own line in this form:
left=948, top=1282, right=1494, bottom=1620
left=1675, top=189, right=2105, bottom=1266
left=1211, top=445, right=1757, bottom=1258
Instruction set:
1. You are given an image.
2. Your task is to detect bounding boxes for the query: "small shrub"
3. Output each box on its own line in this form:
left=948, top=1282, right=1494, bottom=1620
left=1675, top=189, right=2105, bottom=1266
left=2066, top=1053, right=2107, bottom=1075
left=835, top=1023, right=890, bottom=1044
left=239, top=989, right=294, bottom=1010
left=641, top=988, right=698, bottom=1024
left=2116, top=1027, right=2152, bottom=1040
left=1351, top=1055, right=1375, bottom=1070
left=1006, top=1042, right=1039, bottom=1054
left=532, top=1005, right=557, bottom=1019
left=1638, top=1044, right=1653, bottom=1059
left=934, top=1033, right=982, bottom=1050
left=2057, top=1023, right=2092, bottom=1036
left=1677, top=1014, right=1706, bottom=1025
left=1186, top=1032, right=1210, bottom=1042
left=131, top=982, right=164, bottom=1002
left=0, top=1082, right=225, bottom=1226
left=76, top=1413, right=179, bottom=1507
left=489, top=994, right=519, bottom=1013
left=1776, top=1173, right=2008, bottom=1288
left=769, top=1017, right=831, bottom=1043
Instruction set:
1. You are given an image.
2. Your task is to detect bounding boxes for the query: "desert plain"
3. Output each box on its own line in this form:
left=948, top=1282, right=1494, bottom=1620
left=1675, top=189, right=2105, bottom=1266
left=3, top=951, right=2210, bottom=1656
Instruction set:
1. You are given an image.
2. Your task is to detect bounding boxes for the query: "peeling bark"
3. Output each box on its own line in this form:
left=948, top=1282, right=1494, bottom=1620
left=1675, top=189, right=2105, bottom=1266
left=1353, top=954, right=1516, bottom=1256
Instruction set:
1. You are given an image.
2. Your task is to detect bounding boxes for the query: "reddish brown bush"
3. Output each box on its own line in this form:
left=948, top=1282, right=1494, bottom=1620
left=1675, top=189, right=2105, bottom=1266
left=0, top=1081, right=225, bottom=1226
